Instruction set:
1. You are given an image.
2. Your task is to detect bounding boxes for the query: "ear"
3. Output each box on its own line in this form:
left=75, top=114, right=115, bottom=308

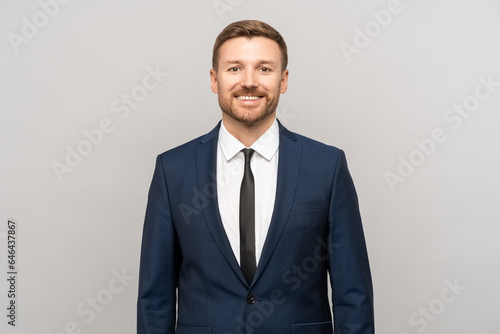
left=280, top=69, right=289, bottom=94
left=210, top=69, right=218, bottom=94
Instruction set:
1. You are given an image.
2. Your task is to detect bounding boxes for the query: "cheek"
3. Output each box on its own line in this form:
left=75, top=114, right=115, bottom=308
left=221, top=73, right=240, bottom=85
left=263, top=77, right=283, bottom=91
left=219, top=81, right=237, bottom=95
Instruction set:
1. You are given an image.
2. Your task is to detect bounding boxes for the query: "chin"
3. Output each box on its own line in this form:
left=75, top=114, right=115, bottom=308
left=226, top=109, right=274, bottom=125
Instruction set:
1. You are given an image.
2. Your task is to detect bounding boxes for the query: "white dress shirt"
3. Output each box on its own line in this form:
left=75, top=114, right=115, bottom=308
left=216, top=119, right=279, bottom=265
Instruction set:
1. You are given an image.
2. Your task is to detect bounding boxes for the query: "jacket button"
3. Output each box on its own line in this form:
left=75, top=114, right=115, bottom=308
left=247, top=295, right=256, bottom=304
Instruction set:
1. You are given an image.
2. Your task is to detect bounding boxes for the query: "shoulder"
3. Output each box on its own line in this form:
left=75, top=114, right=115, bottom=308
left=158, top=135, right=201, bottom=160
left=279, top=122, right=344, bottom=162
left=158, top=123, right=220, bottom=169
left=157, top=122, right=220, bottom=161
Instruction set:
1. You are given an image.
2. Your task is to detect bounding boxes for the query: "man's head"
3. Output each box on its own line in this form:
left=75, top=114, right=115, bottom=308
left=212, top=20, right=288, bottom=73
left=210, top=20, right=289, bottom=128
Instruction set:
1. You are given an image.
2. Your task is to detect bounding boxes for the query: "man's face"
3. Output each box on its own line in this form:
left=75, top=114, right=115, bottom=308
left=210, top=37, right=288, bottom=125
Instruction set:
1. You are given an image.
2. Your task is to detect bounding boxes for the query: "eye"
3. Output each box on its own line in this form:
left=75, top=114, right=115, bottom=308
left=228, top=67, right=240, bottom=72
left=260, top=67, right=271, bottom=72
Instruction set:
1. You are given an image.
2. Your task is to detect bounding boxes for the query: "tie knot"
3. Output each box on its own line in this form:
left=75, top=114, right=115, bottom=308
left=242, top=148, right=254, bottom=164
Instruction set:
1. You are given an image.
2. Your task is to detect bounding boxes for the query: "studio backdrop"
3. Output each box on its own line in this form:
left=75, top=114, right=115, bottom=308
left=1, top=0, right=499, bottom=333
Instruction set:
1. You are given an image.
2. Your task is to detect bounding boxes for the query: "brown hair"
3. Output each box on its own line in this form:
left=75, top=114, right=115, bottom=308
left=212, top=20, right=288, bottom=72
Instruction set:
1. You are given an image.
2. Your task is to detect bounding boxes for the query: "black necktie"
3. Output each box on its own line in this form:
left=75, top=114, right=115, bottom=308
left=240, top=148, right=256, bottom=285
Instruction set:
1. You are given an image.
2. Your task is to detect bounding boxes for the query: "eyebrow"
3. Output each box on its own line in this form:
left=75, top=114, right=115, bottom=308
left=224, top=59, right=277, bottom=66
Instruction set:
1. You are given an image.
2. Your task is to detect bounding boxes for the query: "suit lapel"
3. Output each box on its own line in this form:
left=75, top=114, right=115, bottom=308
left=196, top=121, right=302, bottom=288
left=251, top=122, right=302, bottom=286
left=196, top=122, right=248, bottom=285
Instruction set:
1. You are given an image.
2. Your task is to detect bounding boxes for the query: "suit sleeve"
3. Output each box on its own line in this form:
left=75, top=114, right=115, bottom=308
left=137, top=155, right=180, bottom=334
left=328, top=150, right=374, bottom=333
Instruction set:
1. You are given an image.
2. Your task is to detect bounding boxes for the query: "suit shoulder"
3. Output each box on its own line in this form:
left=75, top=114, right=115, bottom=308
left=152, top=135, right=206, bottom=179
left=288, top=129, right=343, bottom=158
left=156, top=123, right=219, bottom=164
left=157, top=135, right=202, bottom=161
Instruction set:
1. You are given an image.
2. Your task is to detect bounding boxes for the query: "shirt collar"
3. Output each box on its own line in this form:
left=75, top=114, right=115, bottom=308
left=219, top=118, right=280, bottom=162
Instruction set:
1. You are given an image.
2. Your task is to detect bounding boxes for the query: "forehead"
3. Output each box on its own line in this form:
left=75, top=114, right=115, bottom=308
left=218, top=36, right=281, bottom=64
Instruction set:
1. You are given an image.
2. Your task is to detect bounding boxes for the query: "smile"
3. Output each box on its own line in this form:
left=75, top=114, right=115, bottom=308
left=236, top=96, right=263, bottom=100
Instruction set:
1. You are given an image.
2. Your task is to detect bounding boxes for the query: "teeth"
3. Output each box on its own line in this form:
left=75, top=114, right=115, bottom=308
left=237, top=96, right=261, bottom=100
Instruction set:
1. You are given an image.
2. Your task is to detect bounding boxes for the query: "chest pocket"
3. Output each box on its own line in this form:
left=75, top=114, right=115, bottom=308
left=291, top=199, right=328, bottom=211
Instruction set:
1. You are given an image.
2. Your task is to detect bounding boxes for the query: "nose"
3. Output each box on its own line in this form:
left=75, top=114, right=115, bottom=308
left=241, top=70, right=258, bottom=89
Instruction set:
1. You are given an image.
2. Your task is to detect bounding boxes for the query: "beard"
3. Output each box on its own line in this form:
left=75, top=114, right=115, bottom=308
left=218, top=88, right=280, bottom=125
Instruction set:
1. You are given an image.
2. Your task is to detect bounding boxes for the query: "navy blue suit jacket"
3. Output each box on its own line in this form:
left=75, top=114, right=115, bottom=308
left=137, top=121, right=374, bottom=334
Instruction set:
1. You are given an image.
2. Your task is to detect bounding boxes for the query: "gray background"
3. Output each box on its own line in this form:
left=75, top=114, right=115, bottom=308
left=1, top=0, right=500, bottom=333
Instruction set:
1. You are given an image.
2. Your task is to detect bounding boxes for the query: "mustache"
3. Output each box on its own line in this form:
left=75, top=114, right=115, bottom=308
left=233, top=90, right=267, bottom=97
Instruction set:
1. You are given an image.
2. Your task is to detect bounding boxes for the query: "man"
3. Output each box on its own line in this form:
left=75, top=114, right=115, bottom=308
left=137, top=20, right=374, bottom=334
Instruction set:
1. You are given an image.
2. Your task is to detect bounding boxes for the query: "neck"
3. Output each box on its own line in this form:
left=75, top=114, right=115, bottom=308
left=222, top=113, right=276, bottom=147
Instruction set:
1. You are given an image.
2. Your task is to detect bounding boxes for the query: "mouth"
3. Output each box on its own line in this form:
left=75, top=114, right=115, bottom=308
left=235, top=95, right=264, bottom=101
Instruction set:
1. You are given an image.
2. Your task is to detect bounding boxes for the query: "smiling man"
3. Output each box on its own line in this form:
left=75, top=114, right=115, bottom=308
left=137, top=20, right=374, bottom=334
left=210, top=34, right=288, bottom=147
